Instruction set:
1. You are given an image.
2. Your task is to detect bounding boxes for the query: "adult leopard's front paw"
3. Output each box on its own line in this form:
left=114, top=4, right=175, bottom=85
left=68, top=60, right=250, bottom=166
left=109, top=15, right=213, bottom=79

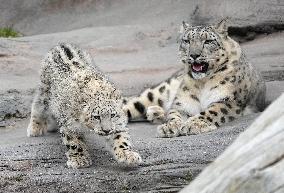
left=157, top=121, right=181, bottom=138
left=115, top=150, right=142, bottom=165
left=181, top=117, right=217, bottom=135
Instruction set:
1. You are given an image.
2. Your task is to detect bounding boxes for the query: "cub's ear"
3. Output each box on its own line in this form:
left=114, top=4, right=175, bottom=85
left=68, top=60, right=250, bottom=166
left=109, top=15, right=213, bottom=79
left=80, top=105, right=91, bottom=123
left=215, top=18, right=229, bottom=36
left=111, top=88, right=121, bottom=100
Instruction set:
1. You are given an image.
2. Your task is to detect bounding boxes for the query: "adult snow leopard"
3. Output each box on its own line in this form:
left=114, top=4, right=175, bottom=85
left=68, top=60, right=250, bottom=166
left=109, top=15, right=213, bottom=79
left=123, top=20, right=266, bottom=138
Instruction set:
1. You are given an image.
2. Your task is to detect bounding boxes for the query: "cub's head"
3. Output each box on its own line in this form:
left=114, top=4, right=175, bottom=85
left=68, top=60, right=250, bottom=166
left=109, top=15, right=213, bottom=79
left=179, top=19, right=231, bottom=79
left=81, top=92, right=127, bottom=136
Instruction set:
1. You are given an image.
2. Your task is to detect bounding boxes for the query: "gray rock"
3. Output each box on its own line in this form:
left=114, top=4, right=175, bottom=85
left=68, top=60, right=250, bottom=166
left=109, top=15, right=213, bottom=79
left=0, top=0, right=283, bottom=36
left=0, top=114, right=257, bottom=192
left=0, top=89, right=34, bottom=126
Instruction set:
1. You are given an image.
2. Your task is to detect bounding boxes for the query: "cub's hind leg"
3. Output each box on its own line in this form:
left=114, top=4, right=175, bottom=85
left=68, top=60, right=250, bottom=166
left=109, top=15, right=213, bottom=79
left=60, top=127, right=92, bottom=169
left=27, top=86, right=50, bottom=137
left=47, top=115, right=58, bottom=132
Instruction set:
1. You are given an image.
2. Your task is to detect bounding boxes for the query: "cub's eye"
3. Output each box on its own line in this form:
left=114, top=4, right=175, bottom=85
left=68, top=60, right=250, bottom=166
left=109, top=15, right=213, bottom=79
left=183, top=39, right=190, bottom=43
left=204, top=40, right=215, bottom=44
left=93, top=115, right=100, bottom=120
left=110, top=114, right=116, bottom=118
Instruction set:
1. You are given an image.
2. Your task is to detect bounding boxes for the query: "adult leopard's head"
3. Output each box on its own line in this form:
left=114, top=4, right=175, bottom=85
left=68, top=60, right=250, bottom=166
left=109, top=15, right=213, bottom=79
left=179, top=19, right=232, bottom=79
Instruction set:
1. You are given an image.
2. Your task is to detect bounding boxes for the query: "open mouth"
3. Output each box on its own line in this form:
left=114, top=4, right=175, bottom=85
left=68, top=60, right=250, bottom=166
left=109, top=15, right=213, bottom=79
left=191, top=62, right=209, bottom=73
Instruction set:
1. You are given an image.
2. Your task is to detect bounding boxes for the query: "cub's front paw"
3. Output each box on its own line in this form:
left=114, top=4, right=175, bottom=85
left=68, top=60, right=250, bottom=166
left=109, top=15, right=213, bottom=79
left=115, top=150, right=142, bottom=165
left=66, top=154, right=92, bottom=169
left=181, top=117, right=217, bottom=135
left=125, top=151, right=142, bottom=165
left=157, top=121, right=181, bottom=138
left=146, top=106, right=165, bottom=124
left=27, top=119, right=47, bottom=137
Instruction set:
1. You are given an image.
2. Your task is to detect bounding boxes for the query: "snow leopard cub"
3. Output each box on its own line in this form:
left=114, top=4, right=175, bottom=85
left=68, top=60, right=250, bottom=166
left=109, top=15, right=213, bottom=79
left=27, top=43, right=142, bottom=169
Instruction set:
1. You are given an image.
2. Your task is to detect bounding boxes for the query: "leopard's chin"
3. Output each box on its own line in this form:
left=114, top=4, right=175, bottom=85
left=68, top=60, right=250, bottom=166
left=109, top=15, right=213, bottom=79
left=191, top=71, right=207, bottom=80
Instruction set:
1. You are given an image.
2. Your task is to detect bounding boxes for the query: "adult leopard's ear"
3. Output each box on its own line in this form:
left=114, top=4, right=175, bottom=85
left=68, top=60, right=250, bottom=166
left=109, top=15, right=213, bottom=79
left=177, top=21, right=191, bottom=43
left=180, top=21, right=190, bottom=34
left=215, top=18, right=229, bottom=37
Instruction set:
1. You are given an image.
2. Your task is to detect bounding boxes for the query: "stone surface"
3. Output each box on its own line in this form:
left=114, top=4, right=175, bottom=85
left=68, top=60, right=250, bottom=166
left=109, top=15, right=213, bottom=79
left=0, top=0, right=283, bottom=36
left=0, top=115, right=257, bottom=192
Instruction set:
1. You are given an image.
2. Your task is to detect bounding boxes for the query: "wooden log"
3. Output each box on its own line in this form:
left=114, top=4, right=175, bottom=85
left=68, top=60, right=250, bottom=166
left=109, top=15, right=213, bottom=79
left=181, top=94, right=284, bottom=193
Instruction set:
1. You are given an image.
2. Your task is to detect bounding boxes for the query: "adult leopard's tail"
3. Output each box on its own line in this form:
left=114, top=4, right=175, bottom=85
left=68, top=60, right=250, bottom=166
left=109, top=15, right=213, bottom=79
left=122, top=71, right=183, bottom=122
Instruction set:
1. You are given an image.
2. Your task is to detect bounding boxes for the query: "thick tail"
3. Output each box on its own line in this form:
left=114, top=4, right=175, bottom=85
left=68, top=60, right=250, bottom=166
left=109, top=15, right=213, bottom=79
left=122, top=71, right=183, bottom=121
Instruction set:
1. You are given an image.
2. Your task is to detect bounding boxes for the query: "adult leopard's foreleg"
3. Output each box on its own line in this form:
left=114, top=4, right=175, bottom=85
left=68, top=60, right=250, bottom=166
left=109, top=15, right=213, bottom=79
left=157, top=109, right=184, bottom=138
left=181, top=101, right=242, bottom=135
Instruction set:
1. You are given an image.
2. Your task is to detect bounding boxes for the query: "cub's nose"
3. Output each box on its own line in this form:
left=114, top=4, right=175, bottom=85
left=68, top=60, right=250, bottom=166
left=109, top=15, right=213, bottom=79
left=190, top=54, right=200, bottom=60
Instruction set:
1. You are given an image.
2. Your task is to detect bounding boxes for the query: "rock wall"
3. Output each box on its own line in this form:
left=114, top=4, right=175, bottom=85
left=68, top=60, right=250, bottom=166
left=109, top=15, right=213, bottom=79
left=0, top=0, right=283, bottom=36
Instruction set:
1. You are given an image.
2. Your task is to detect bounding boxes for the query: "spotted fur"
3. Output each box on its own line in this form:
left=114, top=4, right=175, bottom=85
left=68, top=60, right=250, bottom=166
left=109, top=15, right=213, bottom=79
left=123, top=20, right=266, bottom=137
left=27, top=43, right=142, bottom=168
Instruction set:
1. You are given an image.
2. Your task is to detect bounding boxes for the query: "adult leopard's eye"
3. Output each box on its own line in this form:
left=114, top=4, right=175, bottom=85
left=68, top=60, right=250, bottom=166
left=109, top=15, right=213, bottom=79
left=183, top=39, right=190, bottom=43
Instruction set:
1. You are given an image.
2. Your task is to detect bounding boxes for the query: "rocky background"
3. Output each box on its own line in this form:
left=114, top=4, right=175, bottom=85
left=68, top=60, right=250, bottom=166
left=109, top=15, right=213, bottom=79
left=0, top=0, right=283, bottom=192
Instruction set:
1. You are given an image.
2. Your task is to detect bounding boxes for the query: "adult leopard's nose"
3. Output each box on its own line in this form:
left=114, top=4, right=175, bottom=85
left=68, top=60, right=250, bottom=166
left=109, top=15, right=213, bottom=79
left=190, top=54, right=200, bottom=60
left=103, top=130, right=110, bottom=134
